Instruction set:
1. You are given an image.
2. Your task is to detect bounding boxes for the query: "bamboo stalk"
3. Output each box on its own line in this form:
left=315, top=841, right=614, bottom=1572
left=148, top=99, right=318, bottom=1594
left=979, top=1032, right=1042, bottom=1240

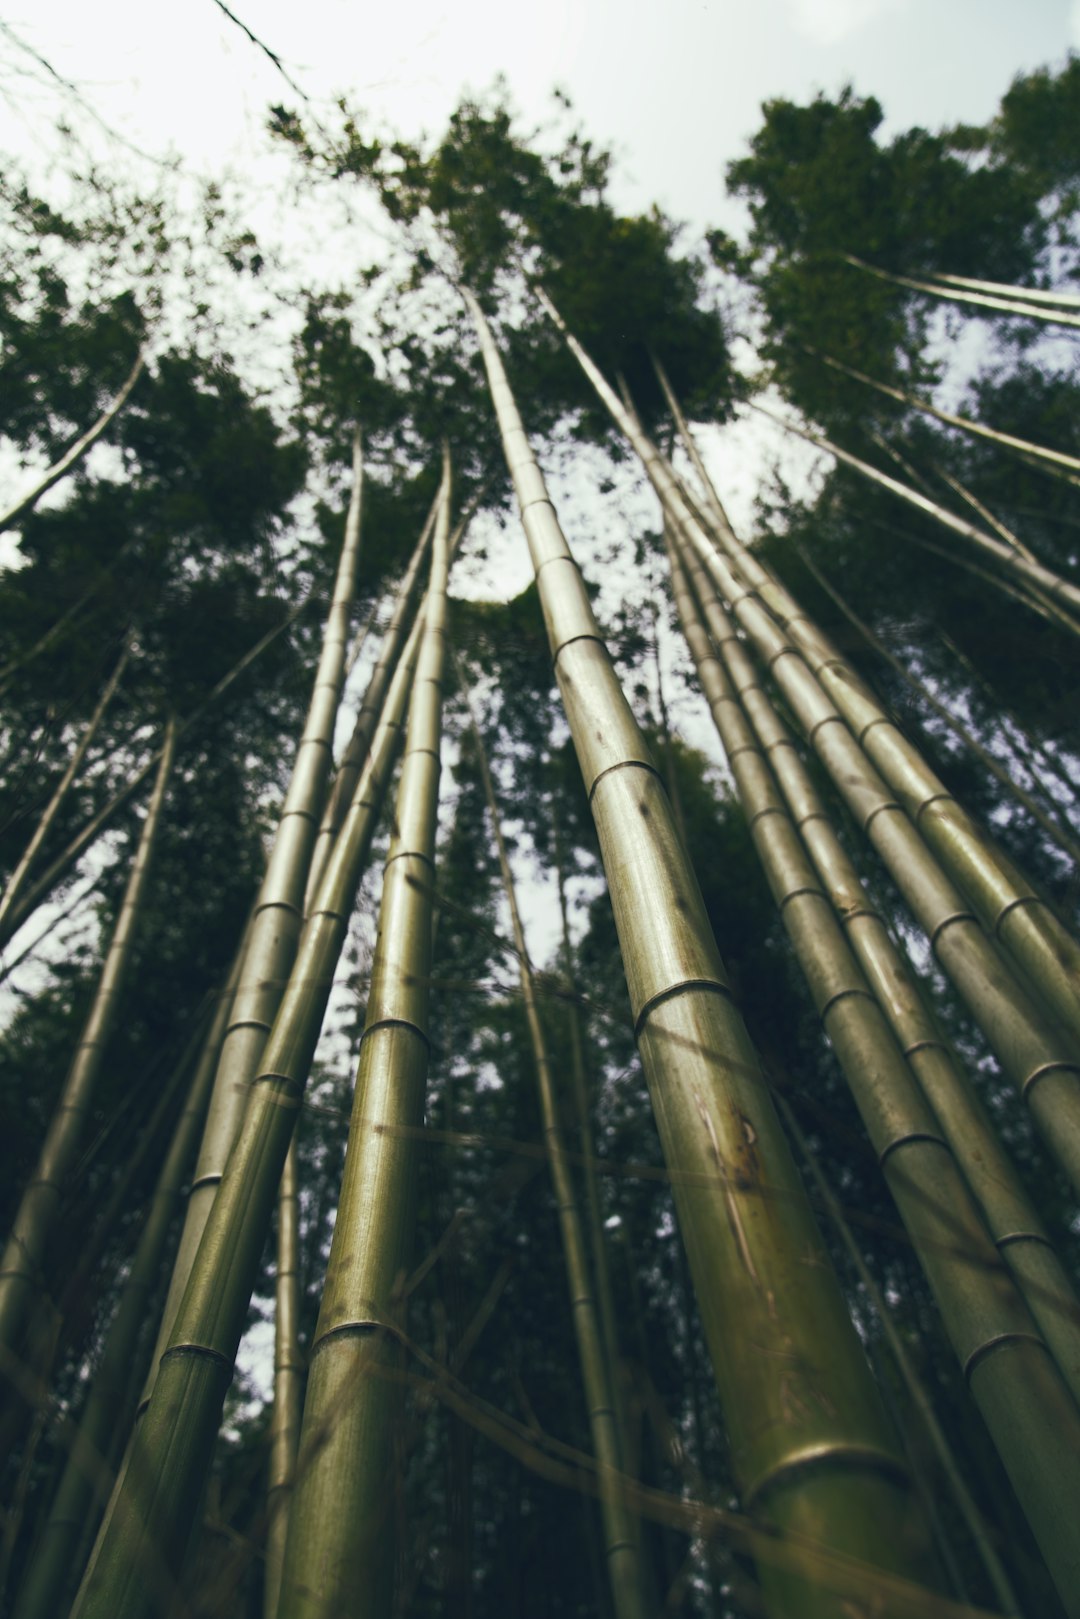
left=265, top=1136, right=303, bottom=1619
left=842, top=253, right=1080, bottom=331
left=932, top=271, right=1080, bottom=310
left=13, top=955, right=239, bottom=1619
left=456, top=650, right=649, bottom=1619
left=789, top=538, right=1080, bottom=867
left=469, top=289, right=933, bottom=1618
left=0, top=348, right=146, bottom=534
left=930, top=466, right=1037, bottom=562
left=70, top=487, right=438, bottom=1619
left=0, top=717, right=177, bottom=1361
left=753, top=402, right=1080, bottom=620
left=139, top=441, right=366, bottom=1406
left=813, top=348, right=1080, bottom=480
left=274, top=448, right=453, bottom=1619
left=542, top=303, right=1080, bottom=1184
left=670, top=528, right=1080, bottom=1402
left=668, top=532, right=1080, bottom=1609
left=776, top=1095, right=1022, bottom=1617
left=0, top=634, right=132, bottom=935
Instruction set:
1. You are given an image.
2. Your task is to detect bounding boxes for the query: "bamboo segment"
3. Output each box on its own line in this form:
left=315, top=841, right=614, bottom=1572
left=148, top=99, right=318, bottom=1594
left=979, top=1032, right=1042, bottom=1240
left=776, top=1096, right=1022, bottom=1618
left=540, top=298, right=1080, bottom=1190
left=70, top=495, right=436, bottom=1619
left=457, top=653, right=648, bottom=1619
left=141, top=446, right=365, bottom=1405
left=468, top=289, right=932, bottom=1618
left=0, top=717, right=177, bottom=1363
left=0, top=348, right=146, bottom=534
left=0, top=634, right=131, bottom=936
left=755, top=403, right=1080, bottom=615
left=265, top=1137, right=303, bottom=1619
left=669, top=535, right=1080, bottom=1608
left=275, top=449, right=452, bottom=1619
left=673, top=530, right=1080, bottom=1403
left=13, top=957, right=239, bottom=1619
left=813, top=348, right=1080, bottom=480
left=842, top=253, right=1080, bottom=331
left=789, top=539, right=1080, bottom=867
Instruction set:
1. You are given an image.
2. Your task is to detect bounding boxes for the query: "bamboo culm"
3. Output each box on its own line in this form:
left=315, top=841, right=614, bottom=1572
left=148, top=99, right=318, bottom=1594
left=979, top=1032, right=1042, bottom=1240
left=275, top=449, right=453, bottom=1619
left=139, top=436, right=365, bottom=1407
left=842, top=253, right=1080, bottom=331
left=0, top=348, right=145, bottom=534
left=470, top=289, right=934, bottom=1619
left=70, top=497, right=434, bottom=1619
left=0, top=633, right=132, bottom=937
left=0, top=718, right=177, bottom=1363
left=13, top=952, right=241, bottom=1619
left=457, top=651, right=649, bottom=1619
left=541, top=296, right=1080, bottom=1192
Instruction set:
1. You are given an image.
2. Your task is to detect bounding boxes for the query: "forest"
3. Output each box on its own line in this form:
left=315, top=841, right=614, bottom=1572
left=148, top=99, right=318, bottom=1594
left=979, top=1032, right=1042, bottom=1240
left=0, top=36, right=1079, bottom=1619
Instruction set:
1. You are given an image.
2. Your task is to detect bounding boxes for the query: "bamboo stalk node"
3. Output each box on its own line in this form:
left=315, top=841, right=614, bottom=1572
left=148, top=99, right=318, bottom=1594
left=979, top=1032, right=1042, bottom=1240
left=963, top=1333, right=1050, bottom=1384
left=742, top=1443, right=912, bottom=1510
left=632, top=976, right=734, bottom=1039
left=876, top=1130, right=950, bottom=1168
left=1021, top=1061, right=1080, bottom=1101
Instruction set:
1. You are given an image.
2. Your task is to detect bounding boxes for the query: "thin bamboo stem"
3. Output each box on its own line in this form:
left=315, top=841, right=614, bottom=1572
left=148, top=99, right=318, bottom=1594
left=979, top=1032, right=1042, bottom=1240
left=265, top=1136, right=303, bottom=1619
left=472, top=288, right=933, bottom=1618
left=0, top=717, right=177, bottom=1362
left=0, top=634, right=132, bottom=935
left=70, top=493, right=436, bottom=1619
left=842, top=253, right=1080, bottom=332
left=456, top=651, right=649, bottom=1619
left=274, top=448, right=453, bottom=1619
left=0, top=348, right=146, bottom=534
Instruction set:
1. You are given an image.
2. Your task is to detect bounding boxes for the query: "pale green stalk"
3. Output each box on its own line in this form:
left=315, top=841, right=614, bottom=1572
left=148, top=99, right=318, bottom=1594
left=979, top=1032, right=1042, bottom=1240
left=0, top=349, right=145, bottom=534
left=141, top=438, right=365, bottom=1405
left=275, top=448, right=453, bottom=1619
left=842, top=253, right=1080, bottom=331
left=0, top=634, right=131, bottom=936
left=814, top=348, right=1080, bottom=479
left=71, top=505, right=432, bottom=1619
left=13, top=952, right=240, bottom=1619
left=469, top=289, right=931, bottom=1619
left=0, top=718, right=177, bottom=1361
left=456, top=651, right=648, bottom=1619
left=265, top=1136, right=303, bottom=1619
left=540, top=296, right=1080, bottom=1191
left=669, top=532, right=1080, bottom=1611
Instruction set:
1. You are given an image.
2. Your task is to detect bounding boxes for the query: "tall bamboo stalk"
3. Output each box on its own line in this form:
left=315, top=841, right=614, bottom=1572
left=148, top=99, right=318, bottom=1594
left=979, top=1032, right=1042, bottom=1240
left=754, top=402, right=1080, bottom=619
left=468, top=289, right=933, bottom=1618
left=788, top=537, right=1080, bottom=866
left=265, top=1137, right=303, bottom=1619
left=0, top=717, right=177, bottom=1363
left=70, top=477, right=442, bottom=1619
left=0, top=348, right=145, bottom=534
left=457, top=651, right=648, bottom=1619
left=932, top=464, right=1038, bottom=562
left=0, top=633, right=132, bottom=936
left=13, top=951, right=240, bottom=1619
left=813, top=347, right=1080, bottom=480
left=668, top=531, right=1080, bottom=1609
left=274, top=448, right=453, bottom=1619
left=670, top=529, right=1080, bottom=1388
left=842, top=253, right=1080, bottom=331
left=141, top=439, right=365, bottom=1404
left=542, top=300, right=1080, bottom=1187
left=775, top=1095, right=1022, bottom=1617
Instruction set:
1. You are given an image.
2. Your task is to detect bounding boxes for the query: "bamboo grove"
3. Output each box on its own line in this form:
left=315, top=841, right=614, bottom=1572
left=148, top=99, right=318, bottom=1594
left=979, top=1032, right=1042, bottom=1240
left=2, top=52, right=1080, bottom=1619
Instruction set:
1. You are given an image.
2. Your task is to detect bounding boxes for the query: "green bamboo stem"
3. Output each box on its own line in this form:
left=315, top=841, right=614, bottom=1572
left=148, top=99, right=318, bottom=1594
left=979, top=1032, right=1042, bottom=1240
left=776, top=1095, right=1022, bottom=1617
left=814, top=347, right=1080, bottom=481
left=0, top=538, right=136, bottom=696
left=456, top=651, right=649, bottom=1619
left=0, top=348, right=146, bottom=534
left=140, top=440, right=365, bottom=1406
left=789, top=538, right=1080, bottom=867
left=756, top=402, right=1080, bottom=617
left=542, top=302, right=1080, bottom=1188
left=842, top=253, right=1080, bottom=331
left=0, top=717, right=177, bottom=1363
left=0, top=634, right=132, bottom=935
left=70, top=484, right=437, bottom=1619
left=13, top=954, right=239, bottom=1619
left=669, top=533, right=1080, bottom=1610
left=265, top=1135, right=303, bottom=1619
left=932, top=270, right=1080, bottom=310
left=274, top=448, right=453, bottom=1619
left=470, top=288, right=932, bottom=1619
left=931, top=464, right=1038, bottom=563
